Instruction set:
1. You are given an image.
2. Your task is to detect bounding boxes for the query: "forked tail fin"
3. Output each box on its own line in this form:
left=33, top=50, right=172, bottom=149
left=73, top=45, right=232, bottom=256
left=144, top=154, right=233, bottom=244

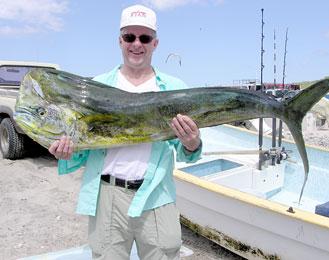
left=283, top=78, right=329, bottom=203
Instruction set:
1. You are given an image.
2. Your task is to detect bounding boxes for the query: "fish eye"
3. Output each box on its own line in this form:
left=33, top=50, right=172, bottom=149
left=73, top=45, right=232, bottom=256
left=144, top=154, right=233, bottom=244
left=37, top=107, right=47, bottom=116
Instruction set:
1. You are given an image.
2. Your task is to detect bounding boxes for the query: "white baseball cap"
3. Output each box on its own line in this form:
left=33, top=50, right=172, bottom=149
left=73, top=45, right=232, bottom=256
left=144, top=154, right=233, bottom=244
left=120, top=5, right=157, bottom=31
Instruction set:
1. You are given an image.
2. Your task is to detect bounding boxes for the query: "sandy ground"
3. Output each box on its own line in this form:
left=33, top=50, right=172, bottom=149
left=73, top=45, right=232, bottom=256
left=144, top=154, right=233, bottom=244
left=0, top=151, right=245, bottom=260
left=1, top=130, right=328, bottom=260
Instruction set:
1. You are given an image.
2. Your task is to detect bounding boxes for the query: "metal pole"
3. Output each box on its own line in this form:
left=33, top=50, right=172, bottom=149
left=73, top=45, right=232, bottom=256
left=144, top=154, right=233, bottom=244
left=278, top=28, right=288, bottom=148
left=271, top=29, right=277, bottom=165
left=258, top=8, right=265, bottom=170
left=274, top=29, right=277, bottom=87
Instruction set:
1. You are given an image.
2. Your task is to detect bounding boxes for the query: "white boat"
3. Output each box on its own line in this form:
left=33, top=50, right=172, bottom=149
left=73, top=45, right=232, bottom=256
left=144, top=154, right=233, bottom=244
left=175, top=125, right=329, bottom=260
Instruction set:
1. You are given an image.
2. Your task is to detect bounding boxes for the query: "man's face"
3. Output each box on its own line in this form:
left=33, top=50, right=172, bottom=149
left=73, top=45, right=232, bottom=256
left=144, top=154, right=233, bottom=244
left=119, top=26, right=158, bottom=70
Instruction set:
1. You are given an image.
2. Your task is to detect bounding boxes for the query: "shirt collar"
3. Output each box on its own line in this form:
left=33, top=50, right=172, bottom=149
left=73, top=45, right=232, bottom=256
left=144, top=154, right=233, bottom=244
left=114, top=65, right=167, bottom=91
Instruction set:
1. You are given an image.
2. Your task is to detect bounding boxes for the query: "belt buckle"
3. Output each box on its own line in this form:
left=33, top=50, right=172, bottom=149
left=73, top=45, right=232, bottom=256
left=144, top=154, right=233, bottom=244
left=110, top=175, right=116, bottom=186
left=125, top=179, right=134, bottom=191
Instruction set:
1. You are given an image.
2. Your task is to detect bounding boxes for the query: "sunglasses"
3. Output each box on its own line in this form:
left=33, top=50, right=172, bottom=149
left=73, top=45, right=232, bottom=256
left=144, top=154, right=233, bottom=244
left=121, top=34, right=154, bottom=44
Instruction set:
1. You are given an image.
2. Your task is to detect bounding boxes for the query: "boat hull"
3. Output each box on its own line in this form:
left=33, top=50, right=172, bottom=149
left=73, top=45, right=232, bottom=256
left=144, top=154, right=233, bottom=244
left=174, top=124, right=329, bottom=260
left=174, top=169, right=329, bottom=260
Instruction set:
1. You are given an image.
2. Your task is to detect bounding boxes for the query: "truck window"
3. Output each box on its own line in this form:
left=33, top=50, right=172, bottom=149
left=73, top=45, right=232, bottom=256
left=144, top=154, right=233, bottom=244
left=0, top=65, right=54, bottom=86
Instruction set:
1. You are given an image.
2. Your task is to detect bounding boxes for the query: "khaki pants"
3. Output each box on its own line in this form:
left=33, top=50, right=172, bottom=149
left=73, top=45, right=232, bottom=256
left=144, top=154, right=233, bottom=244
left=88, top=180, right=181, bottom=260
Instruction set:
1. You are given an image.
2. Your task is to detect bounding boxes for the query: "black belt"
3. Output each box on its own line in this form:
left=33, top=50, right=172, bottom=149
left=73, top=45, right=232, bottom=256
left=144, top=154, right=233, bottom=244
left=101, top=175, right=144, bottom=190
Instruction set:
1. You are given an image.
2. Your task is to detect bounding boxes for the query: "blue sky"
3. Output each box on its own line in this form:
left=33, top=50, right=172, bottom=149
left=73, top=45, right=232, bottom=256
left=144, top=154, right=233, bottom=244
left=1, top=0, right=328, bottom=87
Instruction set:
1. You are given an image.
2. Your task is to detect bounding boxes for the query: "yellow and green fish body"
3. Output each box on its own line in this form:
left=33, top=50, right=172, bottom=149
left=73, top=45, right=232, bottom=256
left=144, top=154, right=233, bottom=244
left=14, top=68, right=329, bottom=201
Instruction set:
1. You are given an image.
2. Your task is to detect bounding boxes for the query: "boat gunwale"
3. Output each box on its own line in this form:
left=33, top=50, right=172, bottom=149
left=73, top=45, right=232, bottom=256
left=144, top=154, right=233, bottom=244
left=174, top=169, right=329, bottom=229
left=174, top=124, right=329, bottom=229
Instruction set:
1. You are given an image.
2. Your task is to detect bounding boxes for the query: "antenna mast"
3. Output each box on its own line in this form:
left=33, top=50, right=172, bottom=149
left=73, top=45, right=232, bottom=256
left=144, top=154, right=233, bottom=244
left=274, top=29, right=277, bottom=86
left=278, top=28, right=288, bottom=148
left=282, top=28, right=288, bottom=89
left=271, top=29, right=277, bottom=165
left=258, top=8, right=265, bottom=170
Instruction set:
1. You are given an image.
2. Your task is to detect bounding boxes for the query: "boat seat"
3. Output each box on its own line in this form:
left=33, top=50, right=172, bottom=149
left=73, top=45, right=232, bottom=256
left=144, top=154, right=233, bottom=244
left=315, top=201, right=329, bottom=217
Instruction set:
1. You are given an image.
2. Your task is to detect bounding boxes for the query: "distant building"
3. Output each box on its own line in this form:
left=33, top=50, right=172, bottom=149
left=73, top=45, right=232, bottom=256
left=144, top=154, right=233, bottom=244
left=224, top=79, right=300, bottom=98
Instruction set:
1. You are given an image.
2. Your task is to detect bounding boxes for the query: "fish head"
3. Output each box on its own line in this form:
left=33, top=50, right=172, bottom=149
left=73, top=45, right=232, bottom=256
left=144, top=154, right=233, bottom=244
left=14, top=69, right=69, bottom=149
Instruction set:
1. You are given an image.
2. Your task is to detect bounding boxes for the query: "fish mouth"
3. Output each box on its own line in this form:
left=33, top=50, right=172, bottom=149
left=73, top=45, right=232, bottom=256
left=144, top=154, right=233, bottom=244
left=14, top=107, right=65, bottom=136
left=15, top=105, right=29, bottom=112
left=15, top=118, right=66, bottom=138
left=14, top=107, right=35, bottom=126
left=14, top=106, right=33, bottom=117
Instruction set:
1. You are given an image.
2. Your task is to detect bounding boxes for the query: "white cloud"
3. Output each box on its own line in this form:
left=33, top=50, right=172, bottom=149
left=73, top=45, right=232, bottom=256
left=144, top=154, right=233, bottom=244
left=0, top=25, right=38, bottom=35
left=0, top=0, right=68, bottom=36
left=141, top=0, right=224, bottom=11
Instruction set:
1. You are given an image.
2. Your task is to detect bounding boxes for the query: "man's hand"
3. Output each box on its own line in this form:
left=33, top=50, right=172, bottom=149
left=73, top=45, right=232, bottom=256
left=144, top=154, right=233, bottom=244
left=172, top=114, right=201, bottom=153
left=48, top=136, right=74, bottom=160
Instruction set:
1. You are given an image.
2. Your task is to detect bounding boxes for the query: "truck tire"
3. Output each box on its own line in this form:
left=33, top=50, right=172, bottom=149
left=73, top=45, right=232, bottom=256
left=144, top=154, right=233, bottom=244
left=0, top=118, right=25, bottom=159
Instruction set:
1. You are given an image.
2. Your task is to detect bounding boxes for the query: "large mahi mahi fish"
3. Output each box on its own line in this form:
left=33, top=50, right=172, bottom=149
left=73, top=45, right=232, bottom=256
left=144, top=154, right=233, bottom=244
left=14, top=68, right=329, bottom=201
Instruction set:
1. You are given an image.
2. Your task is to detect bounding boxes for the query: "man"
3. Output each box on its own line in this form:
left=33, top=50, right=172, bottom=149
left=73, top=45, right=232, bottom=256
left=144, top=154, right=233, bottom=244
left=49, top=4, right=202, bottom=260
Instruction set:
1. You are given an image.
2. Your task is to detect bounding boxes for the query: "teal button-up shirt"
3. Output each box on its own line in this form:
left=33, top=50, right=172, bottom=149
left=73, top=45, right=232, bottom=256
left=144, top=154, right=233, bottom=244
left=58, top=65, right=202, bottom=217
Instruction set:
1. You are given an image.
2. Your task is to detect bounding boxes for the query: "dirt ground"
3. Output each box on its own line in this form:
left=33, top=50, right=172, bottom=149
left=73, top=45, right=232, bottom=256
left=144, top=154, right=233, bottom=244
left=0, top=152, right=245, bottom=260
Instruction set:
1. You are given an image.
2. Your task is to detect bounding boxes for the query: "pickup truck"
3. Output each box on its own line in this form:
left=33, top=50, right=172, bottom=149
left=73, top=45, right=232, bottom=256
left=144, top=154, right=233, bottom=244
left=0, top=61, right=60, bottom=159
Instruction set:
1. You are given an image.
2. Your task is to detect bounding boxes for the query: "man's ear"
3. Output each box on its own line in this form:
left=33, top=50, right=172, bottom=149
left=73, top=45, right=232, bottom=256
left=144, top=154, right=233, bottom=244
left=153, top=38, right=159, bottom=50
left=119, top=36, right=123, bottom=49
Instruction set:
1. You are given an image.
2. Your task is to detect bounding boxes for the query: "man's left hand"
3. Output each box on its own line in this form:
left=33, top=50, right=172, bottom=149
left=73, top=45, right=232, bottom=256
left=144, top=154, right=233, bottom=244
left=172, top=114, right=201, bottom=152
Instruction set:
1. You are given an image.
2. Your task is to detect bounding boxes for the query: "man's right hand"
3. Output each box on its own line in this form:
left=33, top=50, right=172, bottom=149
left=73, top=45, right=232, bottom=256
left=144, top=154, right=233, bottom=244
left=48, top=136, right=74, bottom=160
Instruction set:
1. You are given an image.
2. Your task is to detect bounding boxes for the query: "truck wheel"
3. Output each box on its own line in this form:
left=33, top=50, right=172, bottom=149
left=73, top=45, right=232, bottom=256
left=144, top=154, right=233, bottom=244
left=0, top=118, right=25, bottom=159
